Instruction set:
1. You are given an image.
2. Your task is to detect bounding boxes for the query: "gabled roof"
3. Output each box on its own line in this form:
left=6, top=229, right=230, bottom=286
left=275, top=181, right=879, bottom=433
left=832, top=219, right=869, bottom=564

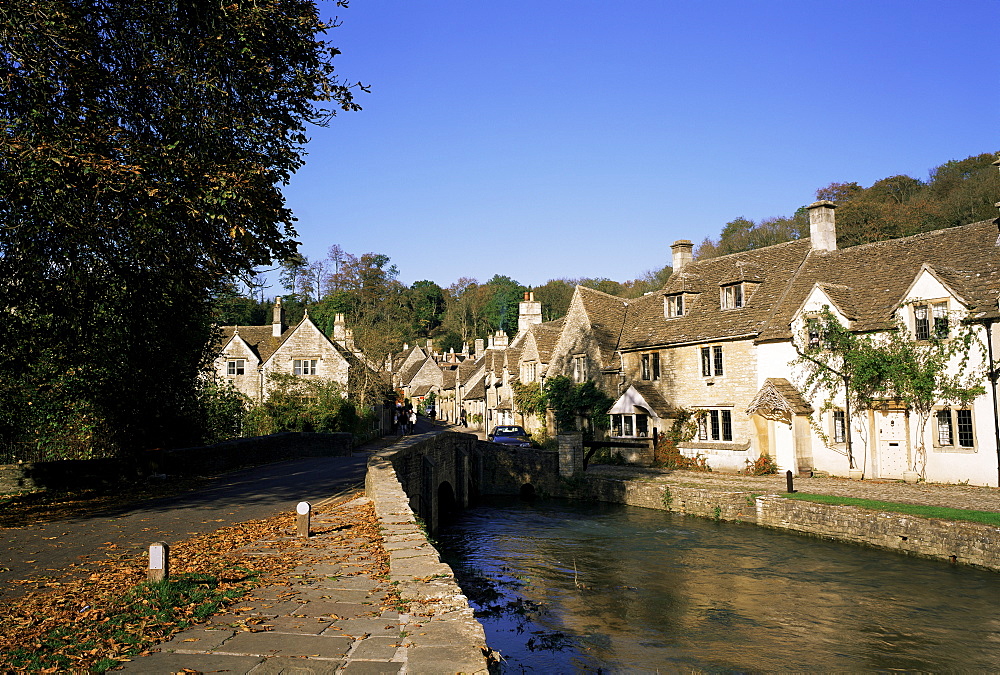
left=758, top=220, right=1000, bottom=340
left=577, top=286, right=631, bottom=365
left=622, top=238, right=812, bottom=350
left=464, top=378, right=486, bottom=400
left=621, top=220, right=1000, bottom=350
left=746, top=378, right=814, bottom=423
left=532, top=317, right=565, bottom=361
left=608, top=383, right=675, bottom=418
left=218, top=325, right=290, bottom=363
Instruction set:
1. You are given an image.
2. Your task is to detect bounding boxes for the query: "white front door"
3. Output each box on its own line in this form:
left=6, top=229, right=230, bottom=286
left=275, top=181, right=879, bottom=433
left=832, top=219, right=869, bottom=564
left=876, top=410, right=908, bottom=479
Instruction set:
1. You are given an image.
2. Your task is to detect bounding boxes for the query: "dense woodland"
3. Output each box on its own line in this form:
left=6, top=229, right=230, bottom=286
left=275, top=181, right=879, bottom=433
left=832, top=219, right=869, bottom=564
left=217, top=150, right=1000, bottom=365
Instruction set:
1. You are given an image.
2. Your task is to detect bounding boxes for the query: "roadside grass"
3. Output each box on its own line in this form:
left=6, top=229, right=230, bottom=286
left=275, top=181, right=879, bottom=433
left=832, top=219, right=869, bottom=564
left=783, top=493, right=1000, bottom=527
left=3, top=570, right=255, bottom=673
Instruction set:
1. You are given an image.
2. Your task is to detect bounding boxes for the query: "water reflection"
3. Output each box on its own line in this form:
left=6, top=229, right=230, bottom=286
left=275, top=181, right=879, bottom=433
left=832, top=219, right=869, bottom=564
left=436, top=497, right=1000, bottom=672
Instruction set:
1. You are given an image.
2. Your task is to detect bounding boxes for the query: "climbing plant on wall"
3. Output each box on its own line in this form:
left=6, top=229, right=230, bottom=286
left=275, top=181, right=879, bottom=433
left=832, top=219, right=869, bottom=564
left=791, top=306, right=985, bottom=477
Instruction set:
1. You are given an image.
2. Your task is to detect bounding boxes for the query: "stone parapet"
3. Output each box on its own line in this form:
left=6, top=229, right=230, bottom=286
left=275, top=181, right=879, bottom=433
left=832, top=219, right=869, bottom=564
left=366, top=439, right=491, bottom=673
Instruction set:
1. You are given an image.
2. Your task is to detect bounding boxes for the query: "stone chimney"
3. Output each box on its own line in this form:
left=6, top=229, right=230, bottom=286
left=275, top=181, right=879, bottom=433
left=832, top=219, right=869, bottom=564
left=474, top=338, right=484, bottom=357
left=671, top=240, right=693, bottom=272
left=491, top=330, right=509, bottom=349
left=518, top=291, right=543, bottom=333
left=272, top=296, right=285, bottom=337
left=333, top=313, right=346, bottom=342
left=344, top=328, right=355, bottom=352
left=807, top=200, right=837, bottom=252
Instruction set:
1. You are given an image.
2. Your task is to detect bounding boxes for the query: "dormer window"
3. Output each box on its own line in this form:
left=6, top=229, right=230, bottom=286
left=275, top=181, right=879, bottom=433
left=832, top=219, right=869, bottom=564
left=721, top=283, right=744, bottom=309
left=666, top=294, right=685, bottom=317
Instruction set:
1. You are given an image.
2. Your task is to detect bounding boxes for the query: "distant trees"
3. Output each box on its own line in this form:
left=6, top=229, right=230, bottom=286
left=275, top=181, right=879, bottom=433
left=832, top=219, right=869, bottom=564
left=697, top=151, right=999, bottom=259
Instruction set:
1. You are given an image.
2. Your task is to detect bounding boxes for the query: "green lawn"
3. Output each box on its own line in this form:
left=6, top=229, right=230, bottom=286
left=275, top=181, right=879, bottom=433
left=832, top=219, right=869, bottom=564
left=782, top=493, right=1000, bottom=527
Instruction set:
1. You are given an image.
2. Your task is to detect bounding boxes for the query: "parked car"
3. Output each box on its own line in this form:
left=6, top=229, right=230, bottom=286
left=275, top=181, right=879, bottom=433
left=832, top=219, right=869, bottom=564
left=487, top=425, right=532, bottom=447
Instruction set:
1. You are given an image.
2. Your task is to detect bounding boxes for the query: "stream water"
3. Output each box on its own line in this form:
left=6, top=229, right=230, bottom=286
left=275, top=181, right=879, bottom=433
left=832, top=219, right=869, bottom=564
left=435, top=497, right=1000, bottom=673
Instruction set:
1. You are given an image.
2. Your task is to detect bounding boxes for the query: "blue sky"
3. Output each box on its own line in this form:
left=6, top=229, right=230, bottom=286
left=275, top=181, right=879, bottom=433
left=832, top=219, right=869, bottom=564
left=277, top=0, right=999, bottom=291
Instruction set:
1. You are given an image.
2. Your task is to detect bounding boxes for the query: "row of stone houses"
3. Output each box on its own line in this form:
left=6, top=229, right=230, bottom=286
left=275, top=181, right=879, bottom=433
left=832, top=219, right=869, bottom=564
left=390, top=198, right=1000, bottom=487
left=214, top=300, right=391, bottom=424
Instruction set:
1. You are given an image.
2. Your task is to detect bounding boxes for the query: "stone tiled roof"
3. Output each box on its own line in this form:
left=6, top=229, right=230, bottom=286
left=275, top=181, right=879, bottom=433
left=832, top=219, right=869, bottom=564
left=630, top=382, right=676, bottom=418
left=758, top=220, right=1000, bottom=341
left=458, top=358, right=483, bottom=386
left=465, top=379, right=486, bottom=400
left=622, top=239, right=812, bottom=350
left=532, top=318, right=565, bottom=361
left=578, top=286, right=630, bottom=364
left=219, top=325, right=290, bottom=363
left=621, top=220, right=1000, bottom=350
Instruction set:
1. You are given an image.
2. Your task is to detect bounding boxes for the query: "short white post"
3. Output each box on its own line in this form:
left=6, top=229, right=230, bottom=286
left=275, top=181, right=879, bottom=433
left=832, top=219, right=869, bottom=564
left=148, top=541, right=169, bottom=582
left=296, top=501, right=312, bottom=538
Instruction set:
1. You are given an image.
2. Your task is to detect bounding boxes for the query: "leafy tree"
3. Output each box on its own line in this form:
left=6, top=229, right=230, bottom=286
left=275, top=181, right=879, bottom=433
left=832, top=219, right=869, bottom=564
left=407, top=280, right=446, bottom=337
left=483, top=275, right=526, bottom=337
left=532, top=279, right=575, bottom=320
left=792, top=307, right=985, bottom=476
left=0, top=0, right=362, bottom=457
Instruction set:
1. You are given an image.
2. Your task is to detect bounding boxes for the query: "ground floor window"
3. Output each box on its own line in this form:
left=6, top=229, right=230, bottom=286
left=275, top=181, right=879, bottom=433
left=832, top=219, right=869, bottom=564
left=935, top=408, right=975, bottom=448
left=697, top=409, right=732, bottom=441
left=612, top=413, right=650, bottom=437
left=832, top=410, right=846, bottom=444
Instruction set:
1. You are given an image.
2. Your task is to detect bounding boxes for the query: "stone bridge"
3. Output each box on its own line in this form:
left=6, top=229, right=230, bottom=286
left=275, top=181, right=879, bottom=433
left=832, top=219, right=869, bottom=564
left=367, top=431, right=570, bottom=534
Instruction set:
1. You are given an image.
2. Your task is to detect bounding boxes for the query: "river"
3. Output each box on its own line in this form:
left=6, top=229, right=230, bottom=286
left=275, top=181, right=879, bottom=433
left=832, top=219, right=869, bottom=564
left=435, top=496, right=1000, bottom=673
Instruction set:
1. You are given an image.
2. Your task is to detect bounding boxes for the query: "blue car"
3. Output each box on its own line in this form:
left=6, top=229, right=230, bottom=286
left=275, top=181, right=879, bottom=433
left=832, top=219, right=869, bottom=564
left=488, top=425, right=532, bottom=447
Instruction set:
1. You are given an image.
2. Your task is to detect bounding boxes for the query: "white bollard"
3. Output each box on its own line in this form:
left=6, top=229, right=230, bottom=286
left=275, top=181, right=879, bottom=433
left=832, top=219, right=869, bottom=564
left=296, top=501, right=311, bottom=538
left=148, top=541, right=169, bottom=582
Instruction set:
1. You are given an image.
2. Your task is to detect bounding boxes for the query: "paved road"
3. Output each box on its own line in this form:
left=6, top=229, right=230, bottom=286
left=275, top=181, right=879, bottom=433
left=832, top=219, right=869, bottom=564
left=0, top=451, right=372, bottom=601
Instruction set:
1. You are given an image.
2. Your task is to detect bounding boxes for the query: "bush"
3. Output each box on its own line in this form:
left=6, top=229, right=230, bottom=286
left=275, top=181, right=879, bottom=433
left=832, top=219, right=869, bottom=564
left=653, top=438, right=711, bottom=472
left=243, top=374, right=367, bottom=438
left=743, top=453, right=779, bottom=476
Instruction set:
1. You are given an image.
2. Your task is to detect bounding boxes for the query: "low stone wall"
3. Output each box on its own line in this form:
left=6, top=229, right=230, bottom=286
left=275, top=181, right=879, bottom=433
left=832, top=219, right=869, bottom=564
left=0, top=432, right=354, bottom=493
left=577, top=475, right=1000, bottom=572
left=474, top=442, right=561, bottom=497
left=365, top=448, right=490, bottom=673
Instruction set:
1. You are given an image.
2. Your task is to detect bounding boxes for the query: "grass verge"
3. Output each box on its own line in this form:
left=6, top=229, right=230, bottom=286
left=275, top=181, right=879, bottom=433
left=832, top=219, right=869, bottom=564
left=3, top=570, right=254, bottom=673
left=782, top=493, right=1000, bottom=527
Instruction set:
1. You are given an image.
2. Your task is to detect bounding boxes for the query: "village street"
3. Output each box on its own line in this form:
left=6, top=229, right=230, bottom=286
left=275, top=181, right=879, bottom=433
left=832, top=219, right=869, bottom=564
left=0, top=452, right=373, bottom=601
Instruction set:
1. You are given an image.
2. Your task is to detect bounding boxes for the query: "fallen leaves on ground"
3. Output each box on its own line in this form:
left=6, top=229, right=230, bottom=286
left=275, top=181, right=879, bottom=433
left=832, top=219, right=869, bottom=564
left=0, top=492, right=398, bottom=673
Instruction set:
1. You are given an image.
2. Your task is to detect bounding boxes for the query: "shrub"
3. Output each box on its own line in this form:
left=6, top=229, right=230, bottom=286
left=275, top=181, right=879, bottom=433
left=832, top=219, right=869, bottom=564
left=743, top=453, right=779, bottom=476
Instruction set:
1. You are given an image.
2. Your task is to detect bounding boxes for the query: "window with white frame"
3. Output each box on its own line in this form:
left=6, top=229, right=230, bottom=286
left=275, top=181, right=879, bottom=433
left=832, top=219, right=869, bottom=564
left=227, top=359, right=245, bottom=376
left=935, top=408, right=975, bottom=448
left=293, top=359, right=318, bottom=375
left=573, top=355, right=587, bottom=383
left=665, top=294, right=685, bottom=318
left=720, top=283, right=744, bottom=309
left=611, top=413, right=649, bottom=438
left=697, top=409, right=733, bottom=441
left=700, top=345, right=724, bottom=377
left=641, top=354, right=651, bottom=380
left=522, top=361, right=537, bottom=383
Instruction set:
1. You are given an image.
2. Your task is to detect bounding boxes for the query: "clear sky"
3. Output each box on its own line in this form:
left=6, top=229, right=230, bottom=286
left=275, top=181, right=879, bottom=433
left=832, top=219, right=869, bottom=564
left=277, top=0, right=999, bottom=291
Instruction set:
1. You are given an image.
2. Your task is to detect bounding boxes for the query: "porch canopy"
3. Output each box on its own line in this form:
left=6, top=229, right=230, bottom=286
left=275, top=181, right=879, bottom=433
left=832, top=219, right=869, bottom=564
left=608, top=383, right=674, bottom=419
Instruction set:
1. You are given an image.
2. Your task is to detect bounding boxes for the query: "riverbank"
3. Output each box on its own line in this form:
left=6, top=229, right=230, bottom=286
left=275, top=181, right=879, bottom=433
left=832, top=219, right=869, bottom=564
left=580, top=466, right=1000, bottom=572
